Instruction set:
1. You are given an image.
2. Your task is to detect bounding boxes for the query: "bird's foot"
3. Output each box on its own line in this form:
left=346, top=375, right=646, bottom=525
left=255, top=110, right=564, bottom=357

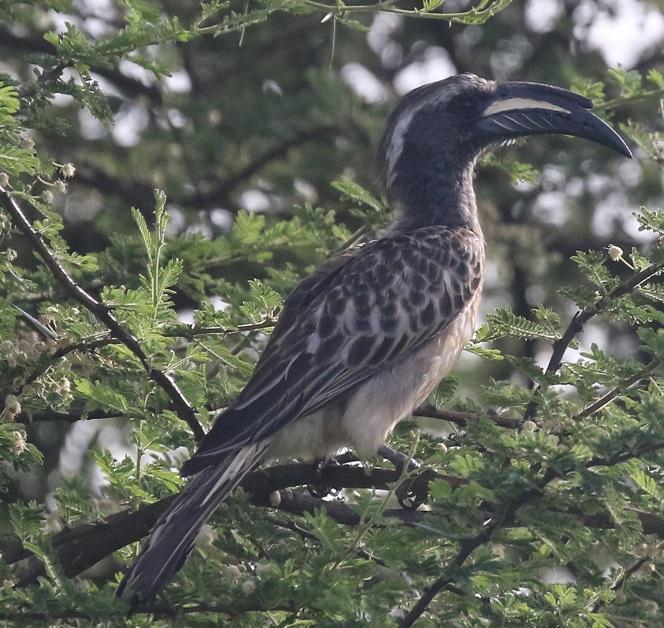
left=378, top=445, right=428, bottom=510
left=308, top=456, right=341, bottom=499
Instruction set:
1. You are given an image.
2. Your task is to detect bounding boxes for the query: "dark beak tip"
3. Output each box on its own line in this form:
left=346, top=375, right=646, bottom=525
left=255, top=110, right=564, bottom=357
left=622, top=144, right=634, bottom=159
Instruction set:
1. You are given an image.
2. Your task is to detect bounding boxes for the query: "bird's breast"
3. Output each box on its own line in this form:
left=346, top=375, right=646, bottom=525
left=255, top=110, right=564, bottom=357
left=338, top=288, right=482, bottom=456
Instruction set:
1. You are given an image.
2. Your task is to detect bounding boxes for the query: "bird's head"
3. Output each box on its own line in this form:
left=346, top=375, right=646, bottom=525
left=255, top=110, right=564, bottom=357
left=380, top=74, right=631, bottom=226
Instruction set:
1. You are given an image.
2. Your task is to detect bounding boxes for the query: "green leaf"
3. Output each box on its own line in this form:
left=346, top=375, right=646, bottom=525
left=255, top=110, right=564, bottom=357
left=477, top=307, right=560, bottom=342
left=331, top=177, right=384, bottom=214
left=76, top=379, right=130, bottom=412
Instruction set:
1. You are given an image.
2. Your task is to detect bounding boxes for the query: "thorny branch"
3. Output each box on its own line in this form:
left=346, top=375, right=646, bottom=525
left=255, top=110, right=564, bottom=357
left=524, top=259, right=664, bottom=420
left=0, top=186, right=204, bottom=440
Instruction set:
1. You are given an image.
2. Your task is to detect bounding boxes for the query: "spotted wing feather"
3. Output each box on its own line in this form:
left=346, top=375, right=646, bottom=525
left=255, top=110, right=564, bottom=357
left=183, top=226, right=483, bottom=475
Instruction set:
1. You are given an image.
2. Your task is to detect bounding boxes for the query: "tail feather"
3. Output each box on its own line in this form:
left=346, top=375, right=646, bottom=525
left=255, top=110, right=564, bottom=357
left=116, top=442, right=268, bottom=607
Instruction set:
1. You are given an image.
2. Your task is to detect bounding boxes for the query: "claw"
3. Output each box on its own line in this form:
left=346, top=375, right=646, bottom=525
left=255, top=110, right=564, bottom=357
left=378, top=445, right=427, bottom=510
left=308, top=456, right=341, bottom=498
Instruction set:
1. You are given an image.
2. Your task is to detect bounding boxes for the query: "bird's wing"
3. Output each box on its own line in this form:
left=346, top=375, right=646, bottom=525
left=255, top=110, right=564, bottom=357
left=183, top=226, right=483, bottom=475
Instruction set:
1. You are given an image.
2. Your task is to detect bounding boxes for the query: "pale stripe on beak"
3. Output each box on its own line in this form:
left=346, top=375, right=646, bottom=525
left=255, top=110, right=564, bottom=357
left=483, top=98, right=571, bottom=117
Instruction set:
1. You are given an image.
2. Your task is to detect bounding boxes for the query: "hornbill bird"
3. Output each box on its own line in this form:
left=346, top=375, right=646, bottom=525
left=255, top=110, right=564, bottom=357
left=117, top=73, right=631, bottom=605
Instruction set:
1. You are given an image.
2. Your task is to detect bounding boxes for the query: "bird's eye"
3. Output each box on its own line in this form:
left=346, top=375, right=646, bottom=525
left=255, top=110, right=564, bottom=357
left=448, top=94, right=481, bottom=117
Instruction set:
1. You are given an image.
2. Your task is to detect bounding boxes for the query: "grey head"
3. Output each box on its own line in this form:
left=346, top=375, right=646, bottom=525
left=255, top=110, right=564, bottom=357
left=379, top=73, right=631, bottom=230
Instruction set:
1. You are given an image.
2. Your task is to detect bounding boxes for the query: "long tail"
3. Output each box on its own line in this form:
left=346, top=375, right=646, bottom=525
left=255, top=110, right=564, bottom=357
left=116, top=441, right=269, bottom=607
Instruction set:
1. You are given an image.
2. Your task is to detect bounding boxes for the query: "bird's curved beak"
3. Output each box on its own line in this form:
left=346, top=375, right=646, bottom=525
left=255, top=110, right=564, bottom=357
left=477, top=81, right=632, bottom=158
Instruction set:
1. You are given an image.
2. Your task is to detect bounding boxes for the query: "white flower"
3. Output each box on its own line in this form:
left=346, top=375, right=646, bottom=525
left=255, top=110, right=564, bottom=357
left=269, top=490, right=281, bottom=507
left=241, top=578, right=257, bottom=595
left=62, top=163, right=76, bottom=178
left=607, top=244, right=623, bottom=262
left=4, top=395, right=21, bottom=417
left=222, top=565, right=241, bottom=582
left=0, top=172, right=9, bottom=187
left=521, top=420, right=538, bottom=434
left=13, top=431, right=27, bottom=452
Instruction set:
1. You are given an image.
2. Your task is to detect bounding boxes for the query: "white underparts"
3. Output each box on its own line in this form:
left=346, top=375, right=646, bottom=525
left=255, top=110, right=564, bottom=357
left=267, top=290, right=482, bottom=460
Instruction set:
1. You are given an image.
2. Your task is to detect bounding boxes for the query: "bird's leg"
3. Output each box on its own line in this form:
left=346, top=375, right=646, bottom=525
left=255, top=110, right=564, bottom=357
left=378, top=445, right=427, bottom=510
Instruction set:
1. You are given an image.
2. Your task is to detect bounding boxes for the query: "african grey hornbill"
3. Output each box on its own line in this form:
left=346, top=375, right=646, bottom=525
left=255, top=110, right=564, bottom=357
left=117, top=73, right=631, bottom=605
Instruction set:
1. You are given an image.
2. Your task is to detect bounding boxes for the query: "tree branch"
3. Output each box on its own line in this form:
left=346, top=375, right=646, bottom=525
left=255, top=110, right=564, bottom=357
left=0, top=602, right=295, bottom=621
left=195, top=125, right=337, bottom=205
left=399, top=482, right=542, bottom=627
left=15, top=334, right=119, bottom=395
left=0, top=186, right=204, bottom=440
left=74, top=125, right=339, bottom=213
left=8, top=440, right=664, bottom=600
left=6, top=459, right=456, bottom=582
left=399, top=437, right=664, bottom=625
left=16, top=408, right=124, bottom=424
left=162, top=318, right=276, bottom=338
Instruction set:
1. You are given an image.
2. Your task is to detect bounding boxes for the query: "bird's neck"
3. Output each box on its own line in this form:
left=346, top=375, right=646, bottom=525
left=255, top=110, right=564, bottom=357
left=389, top=161, right=481, bottom=235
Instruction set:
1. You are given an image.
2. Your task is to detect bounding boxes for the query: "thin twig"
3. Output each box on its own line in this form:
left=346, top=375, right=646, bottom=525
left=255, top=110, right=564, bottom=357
left=301, top=0, right=512, bottom=23
left=16, top=408, right=124, bottom=424
left=399, top=485, right=538, bottom=627
left=414, top=403, right=520, bottom=429
left=586, top=441, right=664, bottom=468
left=597, top=88, right=664, bottom=111
left=162, top=318, right=276, bottom=338
left=576, top=358, right=661, bottom=419
left=590, top=550, right=658, bottom=613
left=0, top=186, right=204, bottom=440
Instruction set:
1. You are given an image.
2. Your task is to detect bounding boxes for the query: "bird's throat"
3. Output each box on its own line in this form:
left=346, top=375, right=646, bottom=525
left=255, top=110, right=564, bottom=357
left=391, top=164, right=481, bottom=234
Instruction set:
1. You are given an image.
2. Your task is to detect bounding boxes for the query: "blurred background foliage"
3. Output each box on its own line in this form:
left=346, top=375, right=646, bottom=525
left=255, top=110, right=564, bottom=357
left=0, top=0, right=663, bottom=625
